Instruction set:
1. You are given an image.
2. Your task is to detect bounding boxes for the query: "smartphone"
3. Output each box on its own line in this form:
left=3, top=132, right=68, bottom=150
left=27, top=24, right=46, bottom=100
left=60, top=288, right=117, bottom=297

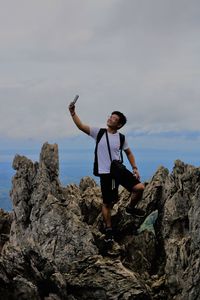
left=72, top=95, right=79, bottom=105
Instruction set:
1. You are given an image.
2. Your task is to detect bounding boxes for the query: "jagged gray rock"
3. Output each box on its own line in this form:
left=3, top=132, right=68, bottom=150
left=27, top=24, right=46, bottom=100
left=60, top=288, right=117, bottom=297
left=0, top=209, right=12, bottom=252
left=9, top=143, right=97, bottom=272
left=160, top=160, right=200, bottom=300
left=0, top=143, right=200, bottom=300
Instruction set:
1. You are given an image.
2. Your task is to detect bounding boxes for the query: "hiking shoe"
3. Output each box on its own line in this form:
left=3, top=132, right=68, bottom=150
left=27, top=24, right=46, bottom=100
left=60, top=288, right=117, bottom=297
left=104, top=227, right=114, bottom=242
left=126, top=206, right=145, bottom=217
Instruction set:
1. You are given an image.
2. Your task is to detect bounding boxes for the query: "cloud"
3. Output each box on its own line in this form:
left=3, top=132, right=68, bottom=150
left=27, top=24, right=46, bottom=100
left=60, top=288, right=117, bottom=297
left=0, top=0, right=200, bottom=140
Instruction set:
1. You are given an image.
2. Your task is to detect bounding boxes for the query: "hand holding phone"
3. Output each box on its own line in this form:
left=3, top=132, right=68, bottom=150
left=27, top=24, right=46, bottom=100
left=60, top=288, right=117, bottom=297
left=69, top=95, right=79, bottom=107
left=69, top=95, right=79, bottom=115
left=72, top=95, right=79, bottom=105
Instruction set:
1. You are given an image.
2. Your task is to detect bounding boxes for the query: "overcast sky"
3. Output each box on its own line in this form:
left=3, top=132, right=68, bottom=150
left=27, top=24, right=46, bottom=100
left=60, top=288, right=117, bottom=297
left=0, top=0, right=200, bottom=150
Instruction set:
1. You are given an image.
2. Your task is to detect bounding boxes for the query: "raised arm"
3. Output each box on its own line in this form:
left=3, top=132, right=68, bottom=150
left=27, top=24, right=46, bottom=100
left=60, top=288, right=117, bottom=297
left=68, top=102, right=90, bottom=135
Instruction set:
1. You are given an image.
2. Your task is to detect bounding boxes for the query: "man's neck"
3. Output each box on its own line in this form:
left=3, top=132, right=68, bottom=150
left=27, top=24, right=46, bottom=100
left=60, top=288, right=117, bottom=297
left=107, top=127, right=118, bottom=134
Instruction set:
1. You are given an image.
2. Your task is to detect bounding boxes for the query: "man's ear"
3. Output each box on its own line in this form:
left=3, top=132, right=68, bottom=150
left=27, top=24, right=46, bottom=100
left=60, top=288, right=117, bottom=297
left=117, top=123, right=122, bottom=129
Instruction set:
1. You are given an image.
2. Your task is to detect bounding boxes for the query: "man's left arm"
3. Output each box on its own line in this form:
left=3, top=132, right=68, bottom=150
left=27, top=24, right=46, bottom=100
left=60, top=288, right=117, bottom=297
left=124, top=148, right=140, bottom=180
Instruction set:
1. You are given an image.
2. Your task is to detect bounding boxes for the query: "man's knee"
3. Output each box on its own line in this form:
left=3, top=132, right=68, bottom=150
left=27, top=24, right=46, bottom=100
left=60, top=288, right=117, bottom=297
left=132, top=183, right=145, bottom=192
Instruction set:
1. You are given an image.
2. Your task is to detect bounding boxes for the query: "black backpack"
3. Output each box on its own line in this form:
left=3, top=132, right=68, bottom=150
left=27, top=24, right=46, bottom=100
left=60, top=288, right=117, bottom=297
left=93, top=128, right=125, bottom=176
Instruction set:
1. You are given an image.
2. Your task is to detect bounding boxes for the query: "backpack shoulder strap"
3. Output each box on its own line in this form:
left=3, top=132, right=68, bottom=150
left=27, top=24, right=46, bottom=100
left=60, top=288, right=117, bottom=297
left=119, top=133, right=125, bottom=162
left=119, top=133, right=125, bottom=150
left=93, top=128, right=106, bottom=176
left=96, top=128, right=107, bottom=144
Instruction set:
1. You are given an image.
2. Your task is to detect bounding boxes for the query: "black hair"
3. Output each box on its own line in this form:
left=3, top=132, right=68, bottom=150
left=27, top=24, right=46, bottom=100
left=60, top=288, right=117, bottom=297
left=111, top=111, right=127, bottom=128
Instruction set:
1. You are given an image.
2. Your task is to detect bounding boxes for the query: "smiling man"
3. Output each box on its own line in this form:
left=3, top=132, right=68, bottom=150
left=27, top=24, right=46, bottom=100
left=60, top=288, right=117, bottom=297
left=68, top=101, right=145, bottom=242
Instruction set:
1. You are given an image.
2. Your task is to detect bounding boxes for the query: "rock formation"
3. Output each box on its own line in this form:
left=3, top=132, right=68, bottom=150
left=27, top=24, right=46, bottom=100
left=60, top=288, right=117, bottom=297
left=0, top=142, right=200, bottom=299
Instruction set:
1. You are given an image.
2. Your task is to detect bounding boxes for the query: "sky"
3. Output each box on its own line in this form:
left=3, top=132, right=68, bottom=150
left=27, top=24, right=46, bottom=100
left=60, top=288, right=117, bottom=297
left=0, top=0, right=200, bottom=171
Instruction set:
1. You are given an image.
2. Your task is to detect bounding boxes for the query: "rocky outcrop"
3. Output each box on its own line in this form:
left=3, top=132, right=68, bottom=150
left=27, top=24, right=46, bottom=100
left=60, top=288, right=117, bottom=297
left=0, top=142, right=200, bottom=299
left=0, top=209, right=12, bottom=252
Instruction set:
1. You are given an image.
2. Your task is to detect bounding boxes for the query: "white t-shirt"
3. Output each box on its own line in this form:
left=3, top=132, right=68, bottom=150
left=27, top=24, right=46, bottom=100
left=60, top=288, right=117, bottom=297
left=90, top=127, right=129, bottom=174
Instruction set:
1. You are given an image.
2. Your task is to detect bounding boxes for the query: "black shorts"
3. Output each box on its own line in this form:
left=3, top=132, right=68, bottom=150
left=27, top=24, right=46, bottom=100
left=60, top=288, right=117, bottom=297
left=100, top=169, right=140, bottom=204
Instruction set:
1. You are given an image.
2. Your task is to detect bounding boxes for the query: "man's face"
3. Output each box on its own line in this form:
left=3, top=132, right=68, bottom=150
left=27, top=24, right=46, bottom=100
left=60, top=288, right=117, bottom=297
left=107, top=114, right=121, bottom=129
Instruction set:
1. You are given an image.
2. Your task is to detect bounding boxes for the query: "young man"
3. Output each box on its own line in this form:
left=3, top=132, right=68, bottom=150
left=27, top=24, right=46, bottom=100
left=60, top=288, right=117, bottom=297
left=68, top=101, right=145, bottom=242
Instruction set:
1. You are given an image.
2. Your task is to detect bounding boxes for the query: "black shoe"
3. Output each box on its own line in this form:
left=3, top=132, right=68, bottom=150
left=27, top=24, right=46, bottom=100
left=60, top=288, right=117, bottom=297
left=126, top=206, right=145, bottom=217
left=104, top=227, right=114, bottom=242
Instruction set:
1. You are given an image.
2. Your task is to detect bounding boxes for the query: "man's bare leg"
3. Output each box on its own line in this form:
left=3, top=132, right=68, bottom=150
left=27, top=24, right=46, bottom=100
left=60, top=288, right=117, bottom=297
left=126, top=183, right=145, bottom=216
left=102, top=203, right=114, bottom=242
left=102, top=203, right=112, bottom=228
left=130, top=183, right=145, bottom=207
